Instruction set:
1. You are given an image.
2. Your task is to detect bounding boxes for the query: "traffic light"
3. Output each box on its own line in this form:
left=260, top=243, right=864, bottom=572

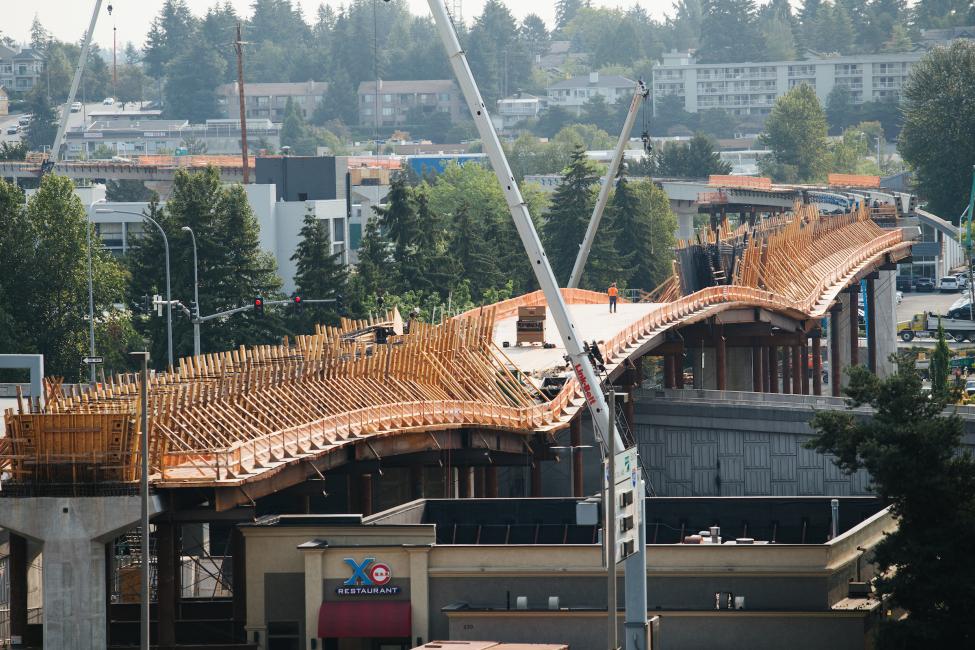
left=254, top=296, right=264, bottom=316
left=335, top=293, right=344, bottom=314
left=292, top=294, right=303, bottom=312
left=141, top=294, right=151, bottom=314
left=190, top=300, right=199, bottom=319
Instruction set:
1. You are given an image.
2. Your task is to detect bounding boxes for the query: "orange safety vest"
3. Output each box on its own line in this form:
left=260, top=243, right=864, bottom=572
left=608, top=286, right=619, bottom=298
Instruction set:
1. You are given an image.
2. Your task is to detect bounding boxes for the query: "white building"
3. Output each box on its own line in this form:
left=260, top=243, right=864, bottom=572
left=546, top=72, right=637, bottom=114
left=493, top=95, right=543, bottom=131
left=652, top=51, right=925, bottom=117
left=51, top=184, right=361, bottom=295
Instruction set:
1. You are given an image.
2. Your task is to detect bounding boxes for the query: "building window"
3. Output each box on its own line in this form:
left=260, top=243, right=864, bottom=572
left=349, top=223, right=362, bottom=250
left=383, top=94, right=392, bottom=103
left=332, top=218, right=345, bottom=242
left=96, top=222, right=123, bottom=249
left=382, top=107, right=394, bottom=116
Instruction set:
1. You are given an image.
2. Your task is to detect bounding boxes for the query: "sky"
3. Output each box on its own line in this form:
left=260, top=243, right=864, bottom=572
left=4, top=0, right=681, bottom=51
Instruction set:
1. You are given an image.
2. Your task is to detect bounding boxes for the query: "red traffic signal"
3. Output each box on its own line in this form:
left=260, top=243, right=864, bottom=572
left=254, top=297, right=264, bottom=316
left=292, top=294, right=303, bottom=312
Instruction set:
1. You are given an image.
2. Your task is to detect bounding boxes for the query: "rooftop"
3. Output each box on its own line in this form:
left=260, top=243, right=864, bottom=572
left=548, top=74, right=635, bottom=90
left=217, top=81, right=329, bottom=96
left=358, top=79, right=457, bottom=93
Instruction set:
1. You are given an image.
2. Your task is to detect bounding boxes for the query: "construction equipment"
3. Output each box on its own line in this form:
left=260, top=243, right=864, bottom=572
left=422, top=2, right=647, bottom=647
left=568, top=80, right=650, bottom=289
left=898, top=312, right=975, bottom=342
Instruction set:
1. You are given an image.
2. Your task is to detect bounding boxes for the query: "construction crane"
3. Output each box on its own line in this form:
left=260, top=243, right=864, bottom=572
left=568, top=81, right=650, bottom=289
left=422, top=1, right=649, bottom=648
left=43, top=0, right=110, bottom=173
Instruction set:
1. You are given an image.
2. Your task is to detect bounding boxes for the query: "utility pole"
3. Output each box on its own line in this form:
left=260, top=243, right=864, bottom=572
left=606, top=387, right=618, bottom=650
left=130, top=350, right=150, bottom=650
left=234, top=22, right=250, bottom=184
left=113, top=26, right=117, bottom=100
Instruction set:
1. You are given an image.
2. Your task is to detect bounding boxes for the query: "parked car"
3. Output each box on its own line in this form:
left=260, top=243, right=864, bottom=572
left=896, top=290, right=903, bottom=305
left=17, top=114, right=31, bottom=126
left=949, top=303, right=974, bottom=320
left=102, top=97, right=115, bottom=105
left=70, top=101, right=82, bottom=112
left=940, top=276, right=960, bottom=292
left=896, top=276, right=913, bottom=292
left=914, top=277, right=935, bottom=292
left=5, top=125, right=19, bottom=134
left=965, top=379, right=975, bottom=397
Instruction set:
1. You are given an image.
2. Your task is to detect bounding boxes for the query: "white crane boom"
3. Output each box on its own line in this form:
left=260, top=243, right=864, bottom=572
left=424, top=0, right=623, bottom=456
left=568, top=81, right=649, bottom=289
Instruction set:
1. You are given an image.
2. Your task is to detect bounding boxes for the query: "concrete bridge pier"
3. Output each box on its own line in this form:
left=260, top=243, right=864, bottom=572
left=831, top=293, right=853, bottom=394
left=726, top=347, right=753, bottom=391
left=0, top=495, right=163, bottom=650
left=872, top=271, right=898, bottom=377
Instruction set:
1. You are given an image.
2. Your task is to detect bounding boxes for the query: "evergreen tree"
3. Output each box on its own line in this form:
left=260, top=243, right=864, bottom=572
left=449, top=204, right=502, bottom=300
left=373, top=175, right=419, bottom=287
left=520, top=14, right=550, bottom=59
left=349, top=216, right=393, bottom=314
left=29, top=15, right=50, bottom=52
left=143, top=0, right=199, bottom=80
left=128, top=168, right=284, bottom=366
left=808, top=360, right=975, bottom=646
left=616, top=178, right=678, bottom=291
left=291, top=211, right=348, bottom=330
left=280, top=97, right=318, bottom=155
left=667, top=0, right=704, bottom=52
left=555, top=0, right=585, bottom=33
left=410, top=188, right=456, bottom=295
left=696, top=0, right=761, bottom=63
left=930, top=320, right=952, bottom=400
left=542, top=145, right=598, bottom=284
left=163, top=33, right=224, bottom=123
left=24, top=91, right=58, bottom=153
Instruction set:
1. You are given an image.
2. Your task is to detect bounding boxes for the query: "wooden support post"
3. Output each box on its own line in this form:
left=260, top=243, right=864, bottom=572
left=571, top=416, right=584, bottom=498
left=850, top=284, right=860, bottom=367
left=410, top=463, right=425, bottom=500
left=789, top=345, right=802, bottom=395
left=867, top=278, right=878, bottom=373
left=812, top=331, right=823, bottom=396
left=782, top=345, right=792, bottom=394
left=760, top=345, right=770, bottom=392
left=156, top=518, right=177, bottom=650
left=9, top=533, right=27, bottom=645
left=715, top=327, right=727, bottom=391
left=485, top=465, right=499, bottom=498
left=831, top=306, right=842, bottom=397
left=752, top=345, right=762, bottom=392
left=800, top=343, right=810, bottom=395
left=359, top=473, right=373, bottom=515
left=767, top=345, right=778, bottom=393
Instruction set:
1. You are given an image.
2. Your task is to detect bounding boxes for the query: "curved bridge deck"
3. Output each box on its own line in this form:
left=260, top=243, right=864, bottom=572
left=0, top=205, right=910, bottom=499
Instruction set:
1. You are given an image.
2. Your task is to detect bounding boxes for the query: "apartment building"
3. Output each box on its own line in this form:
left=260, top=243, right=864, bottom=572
left=546, top=71, right=636, bottom=115
left=357, top=79, right=463, bottom=128
left=11, top=49, right=43, bottom=93
left=493, top=94, right=543, bottom=131
left=652, top=51, right=925, bottom=117
left=216, top=81, right=328, bottom=122
left=64, top=118, right=281, bottom=158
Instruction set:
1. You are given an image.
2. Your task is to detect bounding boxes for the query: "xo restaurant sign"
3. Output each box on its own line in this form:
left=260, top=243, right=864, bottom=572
left=336, top=557, right=401, bottom=596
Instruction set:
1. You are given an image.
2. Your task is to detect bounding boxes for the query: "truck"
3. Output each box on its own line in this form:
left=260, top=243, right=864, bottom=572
left=898, top=312, right=975, bottom=342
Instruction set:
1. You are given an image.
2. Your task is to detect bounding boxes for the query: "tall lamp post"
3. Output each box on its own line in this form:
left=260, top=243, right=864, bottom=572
left=181, top=226, right=201, bottom=356
left=129, top=350, right=151, bottom=650
left=550, top=444, right=594, bottom=497
left=86, top=198, right=105, bottom=382
left=99, top=208, right=173, bottom=369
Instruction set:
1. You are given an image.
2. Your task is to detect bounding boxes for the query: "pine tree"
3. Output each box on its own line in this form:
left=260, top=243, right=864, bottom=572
left=931, top=320, right=952, bottom=399
left=280, top=97, right=317, bottom=155
left=291, top=211, right=348, bottom=330
left=348, top=216, right=393, bottom=316
left=24, top=91, right=58, bottom=153
left=542, top=145, right=598, bottom=284
left=555, top=0, right=584, bottom=33
left=449, top=204, right=502, bottom=300
left=373, top=175, right=419, bottom=288
left=410, top=187, right=455, bottom=295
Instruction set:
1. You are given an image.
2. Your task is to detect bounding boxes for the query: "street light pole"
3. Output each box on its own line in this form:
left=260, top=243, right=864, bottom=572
left=129, top=350, right=151, bottom=650
left=181, top=226, right=201, bottom=356
left=99, top=208, right=173, bottom=368
left=86, top=198, right=105, bottom=383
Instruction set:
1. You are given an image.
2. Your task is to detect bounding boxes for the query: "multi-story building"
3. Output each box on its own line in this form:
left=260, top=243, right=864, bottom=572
left=546, top=72, right=637, bottom=115
left=216, top=81, right=329, bottom=122
left=12, top=49, right=43, bottom=93
left=357, top=79, right=463, bottom=128
left=0, top=87, right=8, bottom=116
left=493, top=94, right=543, bottom=131
left=0, top=44, right=17, bottom=92
left=64, top=118, right=281, bottom=158
left=652, top=51, right=925, bottom=118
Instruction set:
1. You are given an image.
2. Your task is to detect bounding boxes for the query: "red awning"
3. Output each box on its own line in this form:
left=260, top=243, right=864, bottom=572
left=318, top=601, right=411, bottom=638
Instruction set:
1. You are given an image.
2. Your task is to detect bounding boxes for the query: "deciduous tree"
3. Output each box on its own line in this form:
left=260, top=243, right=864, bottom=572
left=759, top=83, right=829, bottom=182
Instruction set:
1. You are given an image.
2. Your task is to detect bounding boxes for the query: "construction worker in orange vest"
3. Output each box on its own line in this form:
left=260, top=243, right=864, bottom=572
left=608, top=282, right=619, bottom=313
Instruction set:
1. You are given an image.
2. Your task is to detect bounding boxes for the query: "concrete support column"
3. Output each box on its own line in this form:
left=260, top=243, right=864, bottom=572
left=726, top=347, right=753, bottom=391
left=663, top=355, right=675, bottom=389
left=831, top=294, right=851, bottom=395
left=359, top=473, right=373, bottom=515
left=675, top=348, right=685, bottom=389
left=849, top=285, right=860, bottom=367
left=570, top=416, right=584, bottom=497
left=874, top=270, right=898, bottom=377
left=531, top=442, right=543, bottom=497
left=715, top=328, right=727, bottom=391
left=781, top=346, right=792, bottom=394
left=231, top=527, right=246, bottom=642
left=407, top=548, right=431, bottom=645
left=0, top=497, right=162, bottom=650
left=812, top=331, right=823, bottom=396
left=800, top=343, right=810, bottom=395
left=485, top=465, right=499, bottom=498
left=458, top=467, right=471, bottom=498
left=867, top=278, right=878, bottom=374
left=9, top=532, right=27, bottom=645
left=767, top=345, right=778, bottom=393
left=156, top=519, right=177, bottom=649
left=410, top=464, right=425, bottom=500
left=752, top=346, right=763, bottom=392
left=792, top=345, right=803, bottom=395
left=473, top=467, right=486, bottom=498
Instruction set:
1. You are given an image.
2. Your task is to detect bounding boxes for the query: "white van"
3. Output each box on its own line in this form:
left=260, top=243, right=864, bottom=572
left=940, top=276, right=960, bottom=292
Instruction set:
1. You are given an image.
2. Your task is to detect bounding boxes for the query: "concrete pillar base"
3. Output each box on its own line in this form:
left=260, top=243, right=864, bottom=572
left=0, top=496, right=162, bottom=650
